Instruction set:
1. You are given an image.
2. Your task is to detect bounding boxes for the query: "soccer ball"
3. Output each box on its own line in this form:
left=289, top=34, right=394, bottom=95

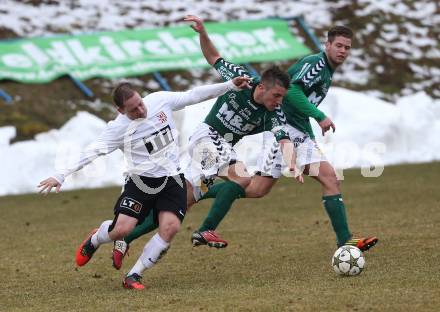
left=332, top=245, right=365, bottom=276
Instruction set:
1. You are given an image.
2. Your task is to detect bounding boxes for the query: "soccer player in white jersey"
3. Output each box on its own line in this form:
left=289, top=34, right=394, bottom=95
left=38, top=76, right=250, bottom=290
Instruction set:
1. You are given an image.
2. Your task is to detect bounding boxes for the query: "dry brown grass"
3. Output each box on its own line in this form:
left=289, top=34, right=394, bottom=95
left=1, top=162, right=439, bottom=311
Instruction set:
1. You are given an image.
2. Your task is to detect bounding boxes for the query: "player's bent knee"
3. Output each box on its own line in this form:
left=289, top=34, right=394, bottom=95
left=158, top=213, right=181, bottom=241
left=245, top=178, right=274, bottom=198
left=159, top=223, right=180, bottom=242
left=111, top=224, right=134, bottom=240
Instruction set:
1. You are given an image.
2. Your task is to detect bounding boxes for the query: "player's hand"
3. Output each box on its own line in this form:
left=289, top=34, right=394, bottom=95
left=183, top=15, right=205, bottom=33
left=318, top=117, right=336, bottom=136
left=290, top=166, right=304, bottom=184
left=38, top=177, right=61, bottom=195
left=280, top=139, right=304, bottom=184
left=231, top=76, right=252, bottom=89
left=288, top=153, right=304, bottom=184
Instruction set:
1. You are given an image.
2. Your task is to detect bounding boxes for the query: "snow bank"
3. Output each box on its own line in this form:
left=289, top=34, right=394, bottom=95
left=1, top=89, right=439, bottom=196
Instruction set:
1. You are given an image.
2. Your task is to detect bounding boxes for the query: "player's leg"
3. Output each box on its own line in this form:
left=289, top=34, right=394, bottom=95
left=113, top=178, right=194, bottom=270
left=120, top=179, right=194, bottom=246
left=305, top=161, right=352, bottom=246
left=184, top=124, right=248, bottom=247
left=245, top=131, right=283, bottom=198
left=76, top=213, right=138, bottom=267
left=244, top=175, right=278, bottom=198
left=77, top=175, right=154, bottom=267
left=192, top=130, right=284, bottom=247
left=112, top=210, right=158, bottom=270
left=191, top=174, right=277, bottom=246
left=124, top=212, right=180, bottom=290
left=124, top=175, right=186, bottom=289
left=306, top=161, right=378, bottom=251
left=185, top=178, right=198, bottom=209
left=199, top=161, right=250, bottom=229
left=291, top=129, right=357, bottom=248
left=192, top=161, right=249, bottom=248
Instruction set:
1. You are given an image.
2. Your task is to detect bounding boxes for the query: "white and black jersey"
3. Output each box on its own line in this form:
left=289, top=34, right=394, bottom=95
left=53, top=80, right=241, bottom=184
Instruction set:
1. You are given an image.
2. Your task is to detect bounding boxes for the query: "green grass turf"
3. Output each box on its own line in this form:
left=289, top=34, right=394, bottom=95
left=1, top=162, right=439, bottom=311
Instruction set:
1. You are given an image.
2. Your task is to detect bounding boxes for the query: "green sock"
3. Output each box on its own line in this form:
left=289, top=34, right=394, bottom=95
left=200, top=181, right=228, bottom=200
left=124, top=211, right=158, bottom=244
left=199, top=181, right=245, bottom=231
left=322, top=194, right=352, bottom=246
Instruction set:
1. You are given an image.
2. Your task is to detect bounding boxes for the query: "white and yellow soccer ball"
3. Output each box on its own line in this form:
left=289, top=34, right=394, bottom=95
left=332, top=245, right=365, bottom=276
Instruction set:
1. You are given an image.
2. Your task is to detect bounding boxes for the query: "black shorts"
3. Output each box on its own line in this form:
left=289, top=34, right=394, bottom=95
left=113, top=173, right=187, bottom=224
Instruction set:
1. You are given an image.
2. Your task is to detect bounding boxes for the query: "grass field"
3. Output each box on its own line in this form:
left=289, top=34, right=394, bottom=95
left=1, top=162, right=439, bottom=311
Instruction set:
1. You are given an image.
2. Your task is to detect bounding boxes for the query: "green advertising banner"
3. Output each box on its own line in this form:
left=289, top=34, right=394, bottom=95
left=0, top=19, right=311, bottom=83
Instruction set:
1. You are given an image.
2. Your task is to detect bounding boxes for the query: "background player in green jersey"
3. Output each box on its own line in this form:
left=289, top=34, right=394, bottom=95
left=111, top=15, right=303, bottom=269
left=191, top=24, right=378, bottom=251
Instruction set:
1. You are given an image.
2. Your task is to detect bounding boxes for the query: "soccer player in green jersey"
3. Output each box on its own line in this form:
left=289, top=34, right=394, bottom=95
left=111, top=15, right=303, bottom=269
left=193, top=24, right=378, bottom=251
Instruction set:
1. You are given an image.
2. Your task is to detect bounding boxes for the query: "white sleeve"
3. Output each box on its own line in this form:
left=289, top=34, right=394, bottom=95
left=166, top=80, right=241, bottom=111
left=52, top=121, right=123, bottom=184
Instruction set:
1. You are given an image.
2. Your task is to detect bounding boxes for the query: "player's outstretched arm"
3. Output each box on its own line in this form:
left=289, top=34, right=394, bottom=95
left=184, top=15, right=220, bottom=65
left=168, top=76, right=251, bottom=111
left=36, top=125, right=121, bottom=195
left=38, top=177, right=62, bottom=195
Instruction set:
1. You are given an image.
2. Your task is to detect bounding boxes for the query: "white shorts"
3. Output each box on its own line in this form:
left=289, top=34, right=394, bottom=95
left=256, top=125, right=326, bottom=178
left=184, top=123, right=237, bottom=201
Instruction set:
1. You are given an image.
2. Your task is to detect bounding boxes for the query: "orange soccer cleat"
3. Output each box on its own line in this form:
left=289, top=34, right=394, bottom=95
left=75, top=228, right=99, bottom=266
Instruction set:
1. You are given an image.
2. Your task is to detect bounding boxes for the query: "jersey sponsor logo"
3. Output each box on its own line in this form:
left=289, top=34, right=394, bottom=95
left=120, top=197, right=142, bottom=214
left=306, top=75, right=322, bottom=88
left=227, top=93, right=240, bottom=110
left=216, top=102, right=257, bottom=134
left=143, top=125, right=174, bottom=154
left=307, top=91, right=323, bottom=106
left=156, top=111, right=167, bottom=123
left=239, top=107, right=253, bottom=119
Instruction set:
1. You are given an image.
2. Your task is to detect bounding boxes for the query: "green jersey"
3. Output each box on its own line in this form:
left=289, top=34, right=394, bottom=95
left=204, top=58, right=289, bottom=145
left=282, top=51, right=334, bottom=139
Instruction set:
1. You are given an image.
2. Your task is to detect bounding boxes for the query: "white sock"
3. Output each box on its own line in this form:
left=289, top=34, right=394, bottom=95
left=128, top=233, right=170, bottom=276
left=91, top=220, right=113, bottom=248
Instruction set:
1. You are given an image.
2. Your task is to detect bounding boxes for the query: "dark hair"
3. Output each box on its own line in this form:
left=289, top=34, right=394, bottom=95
left=260, top=66, right=290, bottom=89
left=327, top=26, right=353, bottom=42
left=112, top=82, right=136, bottom=107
